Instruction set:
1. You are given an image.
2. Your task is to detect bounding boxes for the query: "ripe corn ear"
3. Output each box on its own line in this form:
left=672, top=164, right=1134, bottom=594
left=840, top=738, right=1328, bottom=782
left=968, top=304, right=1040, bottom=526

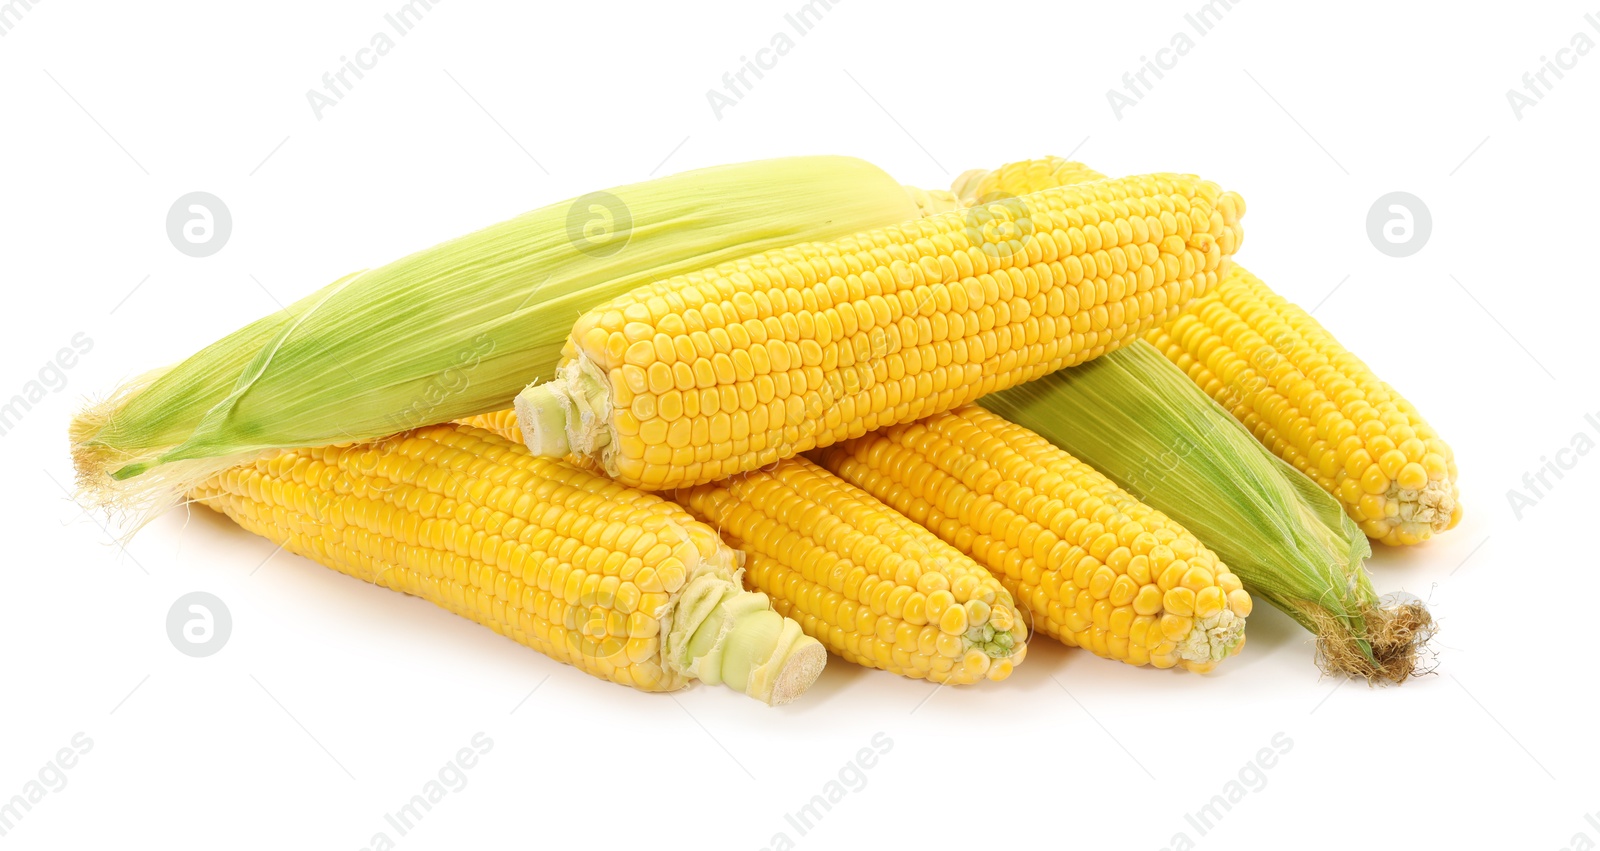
left=957, top=157, right=1460, bottom=545
left=1149, top=268, right=1460, bottom=545
left=75, top=156, right=928, bottom=530
left=467, top=410, right=1029, bottom=684
left=816, top=405, right=1249, bottom=672
left=675, top=457, right=1029, bottom=684
left=978, top=342, right=1433, bottom=683
left=191, top=423, right=826, bottom=704
left=518, top=173, right=1245, bottom=489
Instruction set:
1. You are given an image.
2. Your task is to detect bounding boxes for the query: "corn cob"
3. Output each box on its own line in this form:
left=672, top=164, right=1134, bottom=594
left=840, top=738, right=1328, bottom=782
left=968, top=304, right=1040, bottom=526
left=75, top=156, right=929, bottom=529
left=516, top=173, right=1245, bottom=490
left=466, top=410, right=1028, bottom=684
left=979, top=342, right=1433, bottom=682
left=191, top=423, right=826, bottom=705
left=815, top=405, right=1250, bottom=672
left=676, top=457, right=1029, bottom=683
left=1149, top=268, right=1460, bottom=545
left=957, top=157, right=1460, bottom=546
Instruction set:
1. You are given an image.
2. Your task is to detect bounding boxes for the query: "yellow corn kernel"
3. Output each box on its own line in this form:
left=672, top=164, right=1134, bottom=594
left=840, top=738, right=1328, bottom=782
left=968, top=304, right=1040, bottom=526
left=940, top=603, right=970, bottom=636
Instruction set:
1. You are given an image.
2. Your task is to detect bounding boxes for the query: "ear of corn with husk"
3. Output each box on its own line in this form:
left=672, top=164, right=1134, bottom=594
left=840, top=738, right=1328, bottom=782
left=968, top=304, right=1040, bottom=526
left=959, top=156, right=1461, bottom=545
left=977, top=341, right=1433, bottom=682
left=72, top=156, right=927, bottom=529
left=77, top=150, right=1454, bottom=693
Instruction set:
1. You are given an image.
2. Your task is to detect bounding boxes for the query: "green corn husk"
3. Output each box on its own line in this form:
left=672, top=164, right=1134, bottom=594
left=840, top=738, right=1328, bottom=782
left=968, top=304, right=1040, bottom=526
left=978, top=340, right=1434, bottom=682
left=73, top=156, right=924, bottom=526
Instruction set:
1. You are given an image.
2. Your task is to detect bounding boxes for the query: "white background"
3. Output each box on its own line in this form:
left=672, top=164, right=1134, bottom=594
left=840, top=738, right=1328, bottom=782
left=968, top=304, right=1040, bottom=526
left=3, top=1, right=1596, bottom=848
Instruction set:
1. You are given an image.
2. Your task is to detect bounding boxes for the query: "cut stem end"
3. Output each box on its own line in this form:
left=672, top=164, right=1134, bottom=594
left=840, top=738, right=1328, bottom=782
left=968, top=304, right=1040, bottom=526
left=663, top=548, right=825, bottom=705
left=718, top=602, right=827, bottom=706
left=512, top=357, right=615, bottom=467
left=514, top=383, right=573, bottom=457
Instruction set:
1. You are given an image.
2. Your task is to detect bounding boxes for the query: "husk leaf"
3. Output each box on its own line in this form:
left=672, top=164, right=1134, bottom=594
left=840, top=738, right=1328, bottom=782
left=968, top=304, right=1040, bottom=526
left=978, top=340, right=1432, bottom=682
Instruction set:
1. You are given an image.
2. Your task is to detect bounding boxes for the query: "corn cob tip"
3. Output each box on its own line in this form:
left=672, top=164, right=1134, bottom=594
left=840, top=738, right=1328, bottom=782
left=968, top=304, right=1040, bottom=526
left=1366, top=477, right=1461, bottom=546
left=1176, top=610, right=1247, bottom=669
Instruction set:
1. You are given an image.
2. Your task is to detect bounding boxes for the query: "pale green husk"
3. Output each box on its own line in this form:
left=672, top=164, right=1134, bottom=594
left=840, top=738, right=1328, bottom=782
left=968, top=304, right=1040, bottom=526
left=73, top=156, right=923, bottom=526
left=978, top=340, right=1433, bottom=682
